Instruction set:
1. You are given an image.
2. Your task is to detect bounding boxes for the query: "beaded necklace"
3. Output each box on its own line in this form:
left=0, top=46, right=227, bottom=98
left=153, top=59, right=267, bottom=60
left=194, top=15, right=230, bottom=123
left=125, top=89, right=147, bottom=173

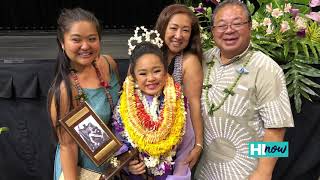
left=203, top=51, right=253, bottom=115
left=70, top=60, right=114, bottom=109
left=171, top=53, right=183, bottom=85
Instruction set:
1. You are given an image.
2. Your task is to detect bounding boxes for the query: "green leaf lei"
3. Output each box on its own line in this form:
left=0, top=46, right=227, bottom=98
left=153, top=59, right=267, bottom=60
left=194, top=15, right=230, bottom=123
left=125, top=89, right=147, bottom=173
left=203, top=53, right=252, bottom=116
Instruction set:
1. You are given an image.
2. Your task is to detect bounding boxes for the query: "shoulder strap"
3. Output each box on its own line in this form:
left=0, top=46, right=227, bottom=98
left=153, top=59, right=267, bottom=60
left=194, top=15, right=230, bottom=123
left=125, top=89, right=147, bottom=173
left=102, top=55, right=121, bottom=84
left=102, top=55, right=112, bottom=72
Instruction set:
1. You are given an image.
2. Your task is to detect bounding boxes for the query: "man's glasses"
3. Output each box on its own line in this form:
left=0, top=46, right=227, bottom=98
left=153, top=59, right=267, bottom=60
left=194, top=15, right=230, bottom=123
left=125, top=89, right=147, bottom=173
left=213, top=21, right=249, bottom=32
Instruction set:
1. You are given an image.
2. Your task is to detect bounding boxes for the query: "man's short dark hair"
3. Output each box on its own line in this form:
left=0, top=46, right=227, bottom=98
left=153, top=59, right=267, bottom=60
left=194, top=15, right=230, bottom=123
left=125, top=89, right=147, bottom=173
left=211, top=0, right=252, bottom=25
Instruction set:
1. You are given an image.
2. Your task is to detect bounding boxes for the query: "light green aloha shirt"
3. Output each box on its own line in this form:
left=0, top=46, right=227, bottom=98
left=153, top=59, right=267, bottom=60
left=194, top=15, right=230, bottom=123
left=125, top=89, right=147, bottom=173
left=194, top=46, right=294, bottom=180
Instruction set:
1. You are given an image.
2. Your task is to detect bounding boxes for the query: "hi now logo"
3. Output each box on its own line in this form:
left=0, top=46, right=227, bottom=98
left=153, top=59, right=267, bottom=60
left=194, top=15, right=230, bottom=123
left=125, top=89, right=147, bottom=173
left=248, top=142, right=288, bottom=157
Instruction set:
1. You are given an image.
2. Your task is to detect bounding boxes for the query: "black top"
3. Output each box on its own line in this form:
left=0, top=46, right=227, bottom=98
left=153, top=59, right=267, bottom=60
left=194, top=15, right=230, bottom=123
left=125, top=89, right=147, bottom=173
left=168, top=57, right=175, bottom=75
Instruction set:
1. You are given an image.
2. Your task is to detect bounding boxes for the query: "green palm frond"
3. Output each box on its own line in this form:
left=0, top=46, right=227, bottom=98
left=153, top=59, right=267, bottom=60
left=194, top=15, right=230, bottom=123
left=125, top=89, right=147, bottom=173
left=280, top=57, right=320, bottom=112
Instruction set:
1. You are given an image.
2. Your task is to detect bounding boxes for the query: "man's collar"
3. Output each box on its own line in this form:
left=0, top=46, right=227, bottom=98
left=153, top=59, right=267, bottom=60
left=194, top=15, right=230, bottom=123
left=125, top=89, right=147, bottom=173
left=214, top=43, right=251, bottom=65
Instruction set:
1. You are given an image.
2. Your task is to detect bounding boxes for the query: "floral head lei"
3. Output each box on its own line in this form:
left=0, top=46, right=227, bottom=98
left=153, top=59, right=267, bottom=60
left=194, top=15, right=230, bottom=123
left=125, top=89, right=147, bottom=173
left=127, top=26, right=163, bottom=55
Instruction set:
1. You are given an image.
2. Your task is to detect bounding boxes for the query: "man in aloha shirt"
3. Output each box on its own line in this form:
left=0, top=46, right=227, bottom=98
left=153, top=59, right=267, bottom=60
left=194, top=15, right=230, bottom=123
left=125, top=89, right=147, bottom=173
left=194, top=0, right=294, bottom=180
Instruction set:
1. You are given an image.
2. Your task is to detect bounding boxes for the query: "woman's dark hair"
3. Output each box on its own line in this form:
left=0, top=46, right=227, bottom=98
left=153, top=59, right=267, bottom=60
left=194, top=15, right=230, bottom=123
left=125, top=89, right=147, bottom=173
left=129, top=42, right=167, bottom=78
left=155, top=4, right=202, bottom=62
left=57, top=7, right=102, bottom=44
left=48, top=8, right=101, bottom=127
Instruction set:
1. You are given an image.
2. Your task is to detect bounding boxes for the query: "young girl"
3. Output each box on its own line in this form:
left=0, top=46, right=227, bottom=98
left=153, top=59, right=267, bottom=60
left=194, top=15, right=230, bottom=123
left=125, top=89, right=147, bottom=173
left=112, top=38, right=194, bottom=179
left=48, top=8, right=120, bottom=180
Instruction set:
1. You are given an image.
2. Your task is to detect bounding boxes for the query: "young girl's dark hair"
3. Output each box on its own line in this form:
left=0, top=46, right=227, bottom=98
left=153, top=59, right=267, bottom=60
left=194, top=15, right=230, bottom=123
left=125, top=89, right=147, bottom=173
left=129, top=42, right=168, bottom=78
left=48, top=8, right=101, bottom=126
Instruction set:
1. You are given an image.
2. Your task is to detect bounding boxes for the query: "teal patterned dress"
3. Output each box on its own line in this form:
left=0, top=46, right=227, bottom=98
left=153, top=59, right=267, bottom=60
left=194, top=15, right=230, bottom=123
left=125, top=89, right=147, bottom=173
left=53, top=70, right=120, bottom=180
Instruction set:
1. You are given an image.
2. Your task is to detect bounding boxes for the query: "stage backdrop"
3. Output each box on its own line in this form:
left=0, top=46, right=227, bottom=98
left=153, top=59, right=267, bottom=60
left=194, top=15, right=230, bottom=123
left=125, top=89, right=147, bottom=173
left=0, top=0, right=174, bottom=30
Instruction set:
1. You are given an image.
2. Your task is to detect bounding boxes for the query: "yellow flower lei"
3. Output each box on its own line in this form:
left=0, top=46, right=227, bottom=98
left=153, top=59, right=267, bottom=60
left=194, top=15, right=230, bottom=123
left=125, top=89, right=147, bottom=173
left=119, top=76, right=186, bottom=157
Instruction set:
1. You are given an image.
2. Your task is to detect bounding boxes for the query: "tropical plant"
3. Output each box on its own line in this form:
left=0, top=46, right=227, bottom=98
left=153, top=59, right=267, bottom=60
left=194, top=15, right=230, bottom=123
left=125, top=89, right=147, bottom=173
left=0, top=127, right=9, bottom=134
left=190, top=0, right=320, bottom=112
left=190, top=3, right=214, bottom=50
left=250, top=0, right=320, bottom=113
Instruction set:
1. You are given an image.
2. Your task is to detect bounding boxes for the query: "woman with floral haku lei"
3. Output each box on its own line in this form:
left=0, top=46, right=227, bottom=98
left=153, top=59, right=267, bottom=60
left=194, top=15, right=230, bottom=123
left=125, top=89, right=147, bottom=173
left=112, top=26, right=195, bottom=179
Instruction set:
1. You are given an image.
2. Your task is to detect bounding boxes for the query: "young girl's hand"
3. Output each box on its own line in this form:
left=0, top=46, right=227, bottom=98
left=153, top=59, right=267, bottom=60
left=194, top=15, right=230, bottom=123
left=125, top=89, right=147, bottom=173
left=128, top=155, right=146, bottom=175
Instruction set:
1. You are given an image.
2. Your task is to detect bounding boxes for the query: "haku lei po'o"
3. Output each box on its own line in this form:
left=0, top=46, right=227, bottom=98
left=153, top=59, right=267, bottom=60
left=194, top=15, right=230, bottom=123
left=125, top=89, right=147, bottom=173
left=119, top=76, right=186, bottom=157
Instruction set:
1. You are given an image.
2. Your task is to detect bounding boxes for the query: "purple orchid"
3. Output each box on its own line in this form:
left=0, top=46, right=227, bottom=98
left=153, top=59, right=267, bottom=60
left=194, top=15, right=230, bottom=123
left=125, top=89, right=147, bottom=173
left=289, top=8, right=300, bottom=18
left=306, top=12, right=320, bottom=22
left=195, top=6, right=205, bottom=13
left=310, top=0, right=320, bottom=7
left=296, top=29, right=306, bottom=38
left=163, top=162, right=172, bottom=172
left=112, top=120, right=124, bottom=132
left=158, top=161, right=172, bottom=173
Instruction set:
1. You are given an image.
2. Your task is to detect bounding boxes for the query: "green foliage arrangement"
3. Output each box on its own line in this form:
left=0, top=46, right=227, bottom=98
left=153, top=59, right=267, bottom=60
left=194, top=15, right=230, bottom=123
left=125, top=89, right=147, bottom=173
left=190, top=0, right=320, bottom=112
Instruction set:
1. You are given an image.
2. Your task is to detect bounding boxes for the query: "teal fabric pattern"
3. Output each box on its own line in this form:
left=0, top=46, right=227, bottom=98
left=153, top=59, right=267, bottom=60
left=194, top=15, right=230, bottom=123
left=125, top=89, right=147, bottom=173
left=54, top=70, right=120, bottom=180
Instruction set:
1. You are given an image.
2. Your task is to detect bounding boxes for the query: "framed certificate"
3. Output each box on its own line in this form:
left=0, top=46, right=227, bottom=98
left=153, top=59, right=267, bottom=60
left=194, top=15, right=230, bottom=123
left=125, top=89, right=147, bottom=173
left=59, top=102, right=122, bottom=166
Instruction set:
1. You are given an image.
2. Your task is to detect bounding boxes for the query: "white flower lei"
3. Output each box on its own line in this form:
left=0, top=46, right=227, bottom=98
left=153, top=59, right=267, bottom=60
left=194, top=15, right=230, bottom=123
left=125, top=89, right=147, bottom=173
left=136, top=89, right=160, bottom=123
left=144, top=151, right=176, bottom=176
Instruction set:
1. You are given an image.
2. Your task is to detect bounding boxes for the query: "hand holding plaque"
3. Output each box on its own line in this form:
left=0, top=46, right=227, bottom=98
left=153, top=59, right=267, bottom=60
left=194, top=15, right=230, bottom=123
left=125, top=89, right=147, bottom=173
left=59, top=102, right=137, bottom=179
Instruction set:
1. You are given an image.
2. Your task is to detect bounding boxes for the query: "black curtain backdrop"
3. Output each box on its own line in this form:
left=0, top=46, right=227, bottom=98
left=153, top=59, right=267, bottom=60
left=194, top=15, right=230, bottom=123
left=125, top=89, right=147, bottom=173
left=272, top=64, right=320, bottom=180
left=273, top=100, right=320, bottom=180
left=0, top=60, right=56, bottom=180
left=0, top=0, right=174, bottom=30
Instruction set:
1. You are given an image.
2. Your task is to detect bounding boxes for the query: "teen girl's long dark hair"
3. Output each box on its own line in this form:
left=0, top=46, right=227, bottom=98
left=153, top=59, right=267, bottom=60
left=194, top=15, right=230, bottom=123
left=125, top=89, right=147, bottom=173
left=48, top=8, right=102, bottom=128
